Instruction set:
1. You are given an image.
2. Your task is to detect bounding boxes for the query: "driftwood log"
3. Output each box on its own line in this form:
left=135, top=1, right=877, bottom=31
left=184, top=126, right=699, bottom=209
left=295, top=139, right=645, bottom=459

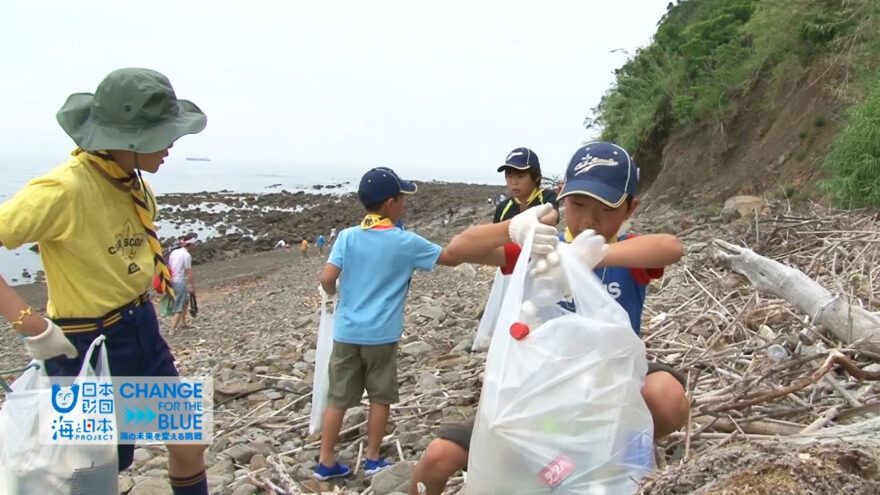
left=712, top=239, right=880, bottom=353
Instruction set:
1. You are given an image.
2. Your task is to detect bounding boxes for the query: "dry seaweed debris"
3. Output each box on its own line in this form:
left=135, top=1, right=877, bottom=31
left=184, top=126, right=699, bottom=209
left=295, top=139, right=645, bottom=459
left=636, top=203, right=880, bottom=492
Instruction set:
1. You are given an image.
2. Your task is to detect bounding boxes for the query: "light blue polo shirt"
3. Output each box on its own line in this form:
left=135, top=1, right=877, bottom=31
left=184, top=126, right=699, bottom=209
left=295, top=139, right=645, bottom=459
left=328, top=226, right=442, bottom=345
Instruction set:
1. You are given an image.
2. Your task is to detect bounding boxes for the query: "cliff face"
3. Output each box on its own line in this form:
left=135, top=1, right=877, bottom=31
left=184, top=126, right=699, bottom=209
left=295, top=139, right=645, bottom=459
left=643, top=61, right=845, bottom=206
left=593, top=0, right=879, bottom=207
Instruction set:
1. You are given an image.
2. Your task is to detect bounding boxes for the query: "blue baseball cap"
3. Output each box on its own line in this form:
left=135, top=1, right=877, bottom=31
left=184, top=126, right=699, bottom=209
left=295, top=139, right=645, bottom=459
left=558, top=142, right=638, bottom=207
left=358, top=167, right=417, bottom=206
left=497, top=147, right=541, bottom=174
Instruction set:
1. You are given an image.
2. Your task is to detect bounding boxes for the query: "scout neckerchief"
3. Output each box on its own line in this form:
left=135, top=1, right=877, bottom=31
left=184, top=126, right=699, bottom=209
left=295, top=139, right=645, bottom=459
left=360, top=213, right=395, bottom=230
left=563, top=227, right=617, bottom=283
left=500, top=188, right=545, bottom=220
left=75, top=148, right=174, bottom=297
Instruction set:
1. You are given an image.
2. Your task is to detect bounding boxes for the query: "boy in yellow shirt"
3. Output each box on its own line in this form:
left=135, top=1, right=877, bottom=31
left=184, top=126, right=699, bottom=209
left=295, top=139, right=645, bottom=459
left=301, top=238, right=310, bottom=257
left=0, top=69, right=210, bottom=495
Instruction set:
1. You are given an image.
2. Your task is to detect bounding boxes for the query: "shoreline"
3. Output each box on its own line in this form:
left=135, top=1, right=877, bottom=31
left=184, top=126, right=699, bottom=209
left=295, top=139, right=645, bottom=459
left=1, top=180, right=507, bottom=286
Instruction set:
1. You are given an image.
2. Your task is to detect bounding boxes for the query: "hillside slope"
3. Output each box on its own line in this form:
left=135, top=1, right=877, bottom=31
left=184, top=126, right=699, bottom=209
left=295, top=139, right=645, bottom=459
left=591, top=0, right=879, bottom=207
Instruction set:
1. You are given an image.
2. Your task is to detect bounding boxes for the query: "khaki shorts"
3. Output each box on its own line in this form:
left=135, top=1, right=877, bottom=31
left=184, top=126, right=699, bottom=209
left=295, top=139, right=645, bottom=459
left=327, top=341, right=399, bottom=408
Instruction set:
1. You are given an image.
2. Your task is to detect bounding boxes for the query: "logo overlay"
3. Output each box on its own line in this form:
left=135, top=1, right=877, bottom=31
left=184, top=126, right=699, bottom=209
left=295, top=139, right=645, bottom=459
left=41, top=377, right=213, bottom=445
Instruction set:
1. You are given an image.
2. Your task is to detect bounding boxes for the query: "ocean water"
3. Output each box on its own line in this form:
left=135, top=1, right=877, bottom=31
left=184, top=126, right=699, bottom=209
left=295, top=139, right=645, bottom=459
left=0, top=157, right=497, bottom=285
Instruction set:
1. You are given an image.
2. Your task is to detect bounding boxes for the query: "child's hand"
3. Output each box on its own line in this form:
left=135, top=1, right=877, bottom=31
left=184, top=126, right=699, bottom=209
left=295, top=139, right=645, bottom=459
left=318, top=280, right=339, bottom=297
left=509, top=203, right=558, bottom=255
left=23, top=318, right=78, bottom=360
left=530, top=230, right=606, bottom=282
left=570, top=229, right=608, bottom=270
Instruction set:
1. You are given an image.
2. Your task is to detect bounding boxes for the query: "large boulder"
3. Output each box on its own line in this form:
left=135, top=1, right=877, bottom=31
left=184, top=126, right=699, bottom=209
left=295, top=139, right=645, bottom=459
left=370, top=461, right=416, bottom=495
left=721, top=195, right=767, bottom=222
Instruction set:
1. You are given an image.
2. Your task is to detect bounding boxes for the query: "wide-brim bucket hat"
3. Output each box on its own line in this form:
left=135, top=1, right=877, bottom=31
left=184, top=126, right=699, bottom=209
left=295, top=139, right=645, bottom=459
left=56, top=68, right=207, bottom=154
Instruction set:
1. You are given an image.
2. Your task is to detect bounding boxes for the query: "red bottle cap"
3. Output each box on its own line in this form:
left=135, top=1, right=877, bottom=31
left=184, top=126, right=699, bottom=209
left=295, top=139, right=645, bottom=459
left=510, top=322, right=530, bottom=340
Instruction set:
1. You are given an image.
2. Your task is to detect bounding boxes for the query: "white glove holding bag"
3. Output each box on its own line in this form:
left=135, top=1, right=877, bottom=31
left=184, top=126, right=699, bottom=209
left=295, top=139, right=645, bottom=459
left=23, top=318, right=78, bottom=360
left=529, top=229, right=609, bottom=302
left=508, top=203, right=558, bottom=255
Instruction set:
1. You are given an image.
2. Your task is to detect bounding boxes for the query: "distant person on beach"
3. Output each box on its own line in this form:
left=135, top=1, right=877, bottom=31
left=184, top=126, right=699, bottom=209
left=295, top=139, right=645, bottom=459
left=0, top=68, right=210, bottom=494
left=314, top=166, right=554, bottom=481
left=493, top=147, right=559, bottom=225
left=275, top=239, right=288, bottom=249
left=301, top=238, right=309, bottom=257
left=329, top=227, right=337, bottom=244
left=316, top=235, right=326, bottom=255
left=168, top=238, right=197, bottom=334
left=492, top=193, right=498, bottom=205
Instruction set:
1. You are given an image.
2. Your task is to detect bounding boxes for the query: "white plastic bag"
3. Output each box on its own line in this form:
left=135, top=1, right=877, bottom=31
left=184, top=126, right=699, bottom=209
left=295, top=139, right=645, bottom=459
left=0, top=335, right=118, bottom=495
left=466, top=230, right=654, bottom=495
left=472, top=268, right=510, bottom=351
left=309, top=292, right=337, bottom=435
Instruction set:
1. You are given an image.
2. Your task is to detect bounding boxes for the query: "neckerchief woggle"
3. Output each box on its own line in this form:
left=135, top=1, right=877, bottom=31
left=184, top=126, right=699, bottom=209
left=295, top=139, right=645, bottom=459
left=514, top=187, right=543, bottom=205
left=500, top=188, right=545, bottom=220
left=361, top=214, right=395, bottom=230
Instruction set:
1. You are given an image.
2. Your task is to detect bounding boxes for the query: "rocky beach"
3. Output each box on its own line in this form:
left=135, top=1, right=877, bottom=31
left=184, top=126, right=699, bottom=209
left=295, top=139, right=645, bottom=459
left=1, top=184, right=879, bottom=494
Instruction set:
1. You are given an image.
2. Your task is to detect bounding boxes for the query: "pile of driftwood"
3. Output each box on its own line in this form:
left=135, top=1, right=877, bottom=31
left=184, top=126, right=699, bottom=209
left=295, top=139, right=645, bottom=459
left=639, top=203, right=880, bottom=493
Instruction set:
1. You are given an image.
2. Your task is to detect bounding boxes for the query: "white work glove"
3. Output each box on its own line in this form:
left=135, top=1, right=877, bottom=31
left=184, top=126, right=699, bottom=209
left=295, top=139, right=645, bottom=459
left=508, top=203, right=558, bottom=255
left=528, top=230, right=608, bottom=306
left=23, top=318, right=78, bottom=360
left=569, top=229, right=609, bottom=270
left=530, top=230, right=608, bottom=278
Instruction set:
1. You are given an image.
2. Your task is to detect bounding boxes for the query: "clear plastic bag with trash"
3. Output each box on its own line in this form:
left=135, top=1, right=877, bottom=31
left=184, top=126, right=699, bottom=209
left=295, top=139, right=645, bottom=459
left=472, top=268, right=510, bottom=351
left=0, top=335, right=118, bottom=495
left=465, top=228, right=655, bottom=494
left=310, top=292, right=337, bottom=435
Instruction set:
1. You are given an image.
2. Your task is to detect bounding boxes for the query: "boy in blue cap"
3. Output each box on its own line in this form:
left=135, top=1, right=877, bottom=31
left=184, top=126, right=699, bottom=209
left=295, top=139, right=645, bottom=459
left=315, top=167, right=559, bottom=480
left=409, top=142, right=690, bottom=495
left=493, top=147, right=559, bottom=225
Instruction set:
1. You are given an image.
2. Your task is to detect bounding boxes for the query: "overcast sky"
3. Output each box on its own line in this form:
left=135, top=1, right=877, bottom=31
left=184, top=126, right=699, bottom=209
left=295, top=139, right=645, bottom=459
left=0, top=1, right=668, bottom=182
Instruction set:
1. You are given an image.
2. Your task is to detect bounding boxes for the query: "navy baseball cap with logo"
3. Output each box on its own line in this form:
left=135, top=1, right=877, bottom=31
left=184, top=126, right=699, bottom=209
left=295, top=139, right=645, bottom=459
left=558, top=142, right=639, bottom=207
left=497, top=147, right=541, bottom=174
left=358, top=167, right=418, bottom=206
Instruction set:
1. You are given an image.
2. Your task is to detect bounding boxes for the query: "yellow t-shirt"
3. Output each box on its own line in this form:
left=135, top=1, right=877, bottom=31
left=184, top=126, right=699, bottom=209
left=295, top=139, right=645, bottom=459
left=0, top=153, right=155, bottom=318
left=300, top=240, right=309, bottom=250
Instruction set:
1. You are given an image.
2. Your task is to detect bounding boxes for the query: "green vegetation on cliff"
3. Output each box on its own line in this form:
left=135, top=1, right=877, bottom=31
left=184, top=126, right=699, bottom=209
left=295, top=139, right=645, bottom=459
left=591, top=0, right=879, bottom=206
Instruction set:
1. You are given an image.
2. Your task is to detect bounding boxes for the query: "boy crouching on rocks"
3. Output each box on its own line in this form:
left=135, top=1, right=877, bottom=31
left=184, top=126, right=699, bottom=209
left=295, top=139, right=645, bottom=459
left=314, top=167, right=555, bottom=480
left=409, top=142, right=690, bottom=495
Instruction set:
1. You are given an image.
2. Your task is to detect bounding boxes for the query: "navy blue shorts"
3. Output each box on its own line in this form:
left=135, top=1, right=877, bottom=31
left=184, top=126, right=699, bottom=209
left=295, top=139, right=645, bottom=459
left=44, top=298, right=179, bottom=471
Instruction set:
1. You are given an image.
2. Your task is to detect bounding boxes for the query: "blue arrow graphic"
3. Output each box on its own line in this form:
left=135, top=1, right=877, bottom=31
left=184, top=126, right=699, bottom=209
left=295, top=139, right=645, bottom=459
left=124, top=406, right=137, bottom=425
left=122, top=406, right=156, bottom=425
